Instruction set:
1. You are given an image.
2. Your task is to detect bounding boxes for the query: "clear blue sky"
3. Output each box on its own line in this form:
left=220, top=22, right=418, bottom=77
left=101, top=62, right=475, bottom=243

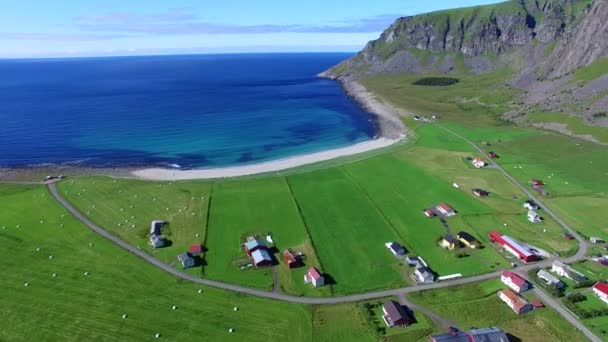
left=0, top=0, right=505, bottom=58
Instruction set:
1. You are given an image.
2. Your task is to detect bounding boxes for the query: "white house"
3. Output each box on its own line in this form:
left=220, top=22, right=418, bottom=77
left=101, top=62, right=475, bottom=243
left=590, top=237, right=606, bottom=244
left=472, top=157, right=486, bottom=168
left=551, top=260, right=588, bottom=283
left=150, top=220, right=166, bottom=236
left=500, top=271, right=530, bottom=293
left=537, top=269, right=564, bottom=288
left=527, top=211, right=542, bottom=223
left=523, top=200, right=539, bottom=211
left=414, top=266, right=435, bottom=284
left=149, top=234, right=165, bottom=248
left=592, top=282, right=608, bottom=304
left=304, top=267, right=324, bottom=287
left=436, top=203, right=456, bottom=217
left=385, top=242, right=406, bottom=256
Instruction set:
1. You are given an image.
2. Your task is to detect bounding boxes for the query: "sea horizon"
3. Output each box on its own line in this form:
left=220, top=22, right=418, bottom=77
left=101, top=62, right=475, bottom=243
left=0, top=53, right=379, bottom=169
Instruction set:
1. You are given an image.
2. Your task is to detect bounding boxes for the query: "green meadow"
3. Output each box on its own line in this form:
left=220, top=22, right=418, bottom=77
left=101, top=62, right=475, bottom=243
left=0, top=184, right=312, bottom=342
left=408, top=279, right=587, bottom=341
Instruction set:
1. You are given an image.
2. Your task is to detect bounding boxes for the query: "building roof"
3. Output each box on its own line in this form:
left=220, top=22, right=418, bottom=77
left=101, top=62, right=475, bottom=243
left=431, top=327, right=508, bottom=342
left=307, top=267, right=322, bottom=280
left=177, top=252, right=192, bottom=262
left=284, top=249, right=297, bottom=263
left=389, top=242, right=406, bottom=255
left=437, top=202, right=454, bottom=212
left=552, top=260, right=567, bottom=269
left=416, top=266, right=434, bottom=280
left=189, top=244, right=202, bottom=255
left=501, top=271, right=528, bottom=288
left=499, top=289, right=529, bottom=312
left=244, top=239, right=267, bottom=251
left=537, top=269, right=560, bottom=283
left=457, top=231, right=477, bottom=243
left=382, top=301, right=411, bottom=325
left=443, top=234, right=459, bottom=244
left=594, top=282, right=608, bottom=295
left=251, top=249, right=272, bottom=265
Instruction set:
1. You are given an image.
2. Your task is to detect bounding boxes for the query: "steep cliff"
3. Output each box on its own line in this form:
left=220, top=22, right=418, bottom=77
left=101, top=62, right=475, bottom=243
left=323, top=0, right=595, bottom=77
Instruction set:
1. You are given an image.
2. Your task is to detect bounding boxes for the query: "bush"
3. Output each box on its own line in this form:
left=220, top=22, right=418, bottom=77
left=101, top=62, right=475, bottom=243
left=412, top=77, right=460, bottom=86
left=565, top=293, right=587, bottom=303
left=592, top=112, right=607, bottom=118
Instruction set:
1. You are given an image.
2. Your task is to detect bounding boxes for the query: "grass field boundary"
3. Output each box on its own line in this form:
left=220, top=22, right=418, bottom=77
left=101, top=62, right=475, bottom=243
left=200, top=184, right=214, bottom=276
left=284, top=176, right=333, bottom=295
left=340, top=165, right=416, bottom=255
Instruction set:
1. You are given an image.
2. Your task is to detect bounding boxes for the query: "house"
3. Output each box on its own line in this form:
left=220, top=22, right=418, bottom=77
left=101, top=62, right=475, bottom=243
left=527, top=211, right=542, bottom=223
left=590, top=237, right=606, bottom=244
left=523, top=200, right=540, bottom=211
left=150, top=220, right=166, bottom=236
left=430, top=327, right=509, bottom=342
left=457, top=231, right=480, bottom=248
left=487, top=152, right=498, bottom=159
left=386, top=242, right=406, bottom=256
left=424, top=208, right=436, bottom=217
left=243, top=238, right=267, bottom=256
left=251, top=249, right=273, bottom=268
left=188, top=244, right=202, bottom=255
left=177, top=252, right=195, bottom=269
left=537, top=269, right=565, bottom=288
left=406, top=256, right=421, bottom=266
left=473, top=188, right=489, bottom=197
left=498, top=289, right=534, bottom=314
left=592, top=282, right=608, bottom=304
left=440, top=234, right=460, bottom=250
left=489, top=231, right=539, bottom=263
left=414, top=266, right=435, bottom=284
left=304, top=267, right=324, bottom=287
left=381, top=301, right=412, bottom=327
left=436, top=202, right=456, bottom=217
left=552, top=260, right=588, bottom=283
left=530, top=179, right=544, bottom=186
left=501, top=271, right=530, bottom=293
left=283, top=249, right=300, bottom=268
left=149, top=234, right=165, bottom=248
left=472, top=157, right=486, bottom=168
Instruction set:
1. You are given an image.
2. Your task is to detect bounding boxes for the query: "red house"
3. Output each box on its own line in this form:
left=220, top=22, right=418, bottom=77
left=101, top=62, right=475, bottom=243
left=487, top=152, right=498, bottom=159
left=283, top=249, right=300, bottom=268
left=489, top=231, right=539, bottom=263
left=473, top=189, right=489, bottom=197
left=530, top=179, right=544, bottom=186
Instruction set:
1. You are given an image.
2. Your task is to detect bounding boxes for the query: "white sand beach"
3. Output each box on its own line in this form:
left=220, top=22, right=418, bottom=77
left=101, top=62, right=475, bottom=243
left=132, top=137, right=402, bottom=180
left=132, top=78, right=407, bottom=181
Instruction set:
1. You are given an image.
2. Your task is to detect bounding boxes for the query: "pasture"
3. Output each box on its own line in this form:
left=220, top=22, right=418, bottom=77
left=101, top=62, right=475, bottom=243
left=408, top=279, right=587, bottom=342
left=0, top=184, right=312, bottom=341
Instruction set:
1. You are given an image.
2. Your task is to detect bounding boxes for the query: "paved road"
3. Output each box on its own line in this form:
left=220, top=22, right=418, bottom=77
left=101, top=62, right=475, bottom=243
left=436, top=124, right=599, bottom=341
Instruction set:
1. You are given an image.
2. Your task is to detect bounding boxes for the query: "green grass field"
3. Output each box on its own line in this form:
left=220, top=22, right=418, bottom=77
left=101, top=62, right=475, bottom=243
left=0, top=184, right=313, bottom=341
left=408, top=279, right=587, bottom=341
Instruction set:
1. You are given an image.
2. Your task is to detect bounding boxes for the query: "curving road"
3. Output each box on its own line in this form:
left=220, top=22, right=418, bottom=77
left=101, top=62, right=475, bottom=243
left=46, top=124, right=599, bottom=341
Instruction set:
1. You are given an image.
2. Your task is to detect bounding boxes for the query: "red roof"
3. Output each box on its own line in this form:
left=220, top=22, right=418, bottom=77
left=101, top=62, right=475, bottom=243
left=502, top=271, right=527, bottom=287
left=307, top=267, right=322, bottom=280
left=594, top=282, right=608, bottom=295
left=189, top=244, right=202, bottom=254
left=284, top=250, right=297, bottom=263
left=437, top=202, right=454, bottom=212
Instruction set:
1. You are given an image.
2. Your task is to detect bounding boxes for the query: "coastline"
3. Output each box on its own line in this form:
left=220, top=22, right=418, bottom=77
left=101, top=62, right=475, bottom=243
left=130, top=76, right=408, bottom=181
left=1, top=74, right=409, bottom=182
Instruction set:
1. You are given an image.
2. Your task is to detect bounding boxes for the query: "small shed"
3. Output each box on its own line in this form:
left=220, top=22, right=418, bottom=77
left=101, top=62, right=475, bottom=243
left=440, top=234, right=460, bottom=250
left=487, top=152, right=498, bottom=159
left=189, top=244, right=203, bottom=255
left=386, top=242, right=406, bottom=256
left=457, top=231, right=480, bottom=248
left=473, top=188, right=489, bottom=197
left=283, top=249, right=300, bottom=268
left=423, top=208, right=436, bottom=217
left=149, top=234, right=165, bottom=249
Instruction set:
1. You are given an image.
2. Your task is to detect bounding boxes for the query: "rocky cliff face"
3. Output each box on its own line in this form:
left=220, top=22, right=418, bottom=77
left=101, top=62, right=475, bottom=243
left=541, top=0, right=608, bottom=78
left=324, top=0, right=595, bottom=76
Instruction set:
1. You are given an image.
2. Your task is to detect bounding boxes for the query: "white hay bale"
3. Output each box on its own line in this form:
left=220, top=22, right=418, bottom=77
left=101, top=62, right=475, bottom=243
left=172, top=305, right=177, bottom=310
left=16, top=224, right=20, bottom=228
left=198, top=289, right=203, bottom=294
left=36, top=247, right=40, bottom=251
left=228, top=328, right=234, bottom=333
left=52, top=273, right=57, bottom=277
left=195, top=233, right=199, bottom=237
left=122, top=314, right=128, bottom=319
left=154, top=333, right=161, bottom=338
left=24, top=282, right=29, bottom=287
left=89, top=243, right=94, bottom=247
left=48, top=255, right=54, bottom=259
left=84, top=272, right=89, bottom=276
left=233, top=306, right=238, bottom=311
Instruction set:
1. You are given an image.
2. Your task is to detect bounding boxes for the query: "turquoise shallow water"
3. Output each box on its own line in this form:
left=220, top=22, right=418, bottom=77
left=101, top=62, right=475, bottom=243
left=0, top=53, right=377, bottom=168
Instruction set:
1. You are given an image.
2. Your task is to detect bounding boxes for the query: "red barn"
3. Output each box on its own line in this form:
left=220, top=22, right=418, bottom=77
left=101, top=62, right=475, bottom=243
left=489, top=231, right=539, bottom=263
left=188, top=244, right=202, bottom=255
left=530, top=179, right=544, bottom=186
left=487, top=152, right=498, bottom=159
left=283, top=249, right=300, bottom=268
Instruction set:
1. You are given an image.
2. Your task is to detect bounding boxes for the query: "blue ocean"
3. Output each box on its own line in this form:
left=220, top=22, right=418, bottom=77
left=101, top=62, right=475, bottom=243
left=0, top=53, right=377, bottom=168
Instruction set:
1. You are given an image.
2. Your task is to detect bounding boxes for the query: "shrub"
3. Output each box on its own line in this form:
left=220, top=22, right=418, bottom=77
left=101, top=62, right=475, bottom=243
left=412, top=77, right=460, bottom=86
left=592, top=112, right=607, bottom=118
